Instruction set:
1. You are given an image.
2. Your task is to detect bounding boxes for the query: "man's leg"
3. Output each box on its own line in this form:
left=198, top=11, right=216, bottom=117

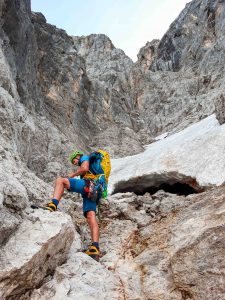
left=53, top=177, right=70, bottom=200
left=46, top=177, right=86, bottom=211
left=86, top=210, right=99, bottom=244
left=46, top=177, right=70, bottom=211
left=83, top=197, right=100, bottom=261
left=85, top=210, right=100, bottom=261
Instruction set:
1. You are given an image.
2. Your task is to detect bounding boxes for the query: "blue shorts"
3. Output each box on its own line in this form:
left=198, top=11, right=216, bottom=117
left=68, top=178, right=97, bottom=217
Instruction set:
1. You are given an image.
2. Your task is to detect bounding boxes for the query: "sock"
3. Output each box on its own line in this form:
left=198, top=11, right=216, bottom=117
left=92, top=242, right=99, bottom=249
left=52, top=198, right=59, bottom=207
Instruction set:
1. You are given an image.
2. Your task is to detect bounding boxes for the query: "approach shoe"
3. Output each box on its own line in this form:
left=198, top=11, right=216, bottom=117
left=44, top=201, right=57, bottom=212
left=85, top=244, right=100, bottom=262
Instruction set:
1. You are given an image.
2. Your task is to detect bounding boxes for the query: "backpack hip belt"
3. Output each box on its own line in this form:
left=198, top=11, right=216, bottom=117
left=83, top=172, right=104, bottom=181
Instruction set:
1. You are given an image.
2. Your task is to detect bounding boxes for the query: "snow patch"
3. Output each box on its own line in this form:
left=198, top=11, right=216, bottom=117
left=109, top=115, right=225, bottom=194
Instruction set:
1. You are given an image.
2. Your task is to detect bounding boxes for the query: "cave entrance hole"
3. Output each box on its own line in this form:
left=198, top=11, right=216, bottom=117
left=112, top=175, right=204, bottom=197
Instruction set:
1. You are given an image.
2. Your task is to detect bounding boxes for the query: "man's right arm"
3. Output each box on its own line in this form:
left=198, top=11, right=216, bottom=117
left=68, top=161, right=89, bottom=178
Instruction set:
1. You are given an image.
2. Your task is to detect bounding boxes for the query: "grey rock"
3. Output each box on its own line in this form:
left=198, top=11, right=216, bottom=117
left=73, top=34, right=133, bottom=82
left=1, top=0, right=225, bottom=299
left=215, top=92, right=225, bottom=124
left=0, top=211, right=75, bottom=299
left=29, top=252, right=121, bottom=300
left=0, top=208, right=21, bottom=245
left=137, top=39, right=160, bottom=71
left=149, top=0, right=222, bottom=72
left=3, top=180, right=29, bottom=211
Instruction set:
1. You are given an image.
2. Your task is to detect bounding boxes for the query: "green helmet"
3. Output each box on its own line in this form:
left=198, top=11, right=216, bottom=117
left=69, top=150, right=83, bottom=163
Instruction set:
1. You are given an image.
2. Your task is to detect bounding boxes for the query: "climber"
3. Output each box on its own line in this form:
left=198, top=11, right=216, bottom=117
left=45, top=150, right=103, bottom=261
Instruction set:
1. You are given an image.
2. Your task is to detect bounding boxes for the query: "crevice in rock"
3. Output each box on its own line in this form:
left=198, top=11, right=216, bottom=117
left=112, top=173, right=205, bottom=196
left=180, top=289, right=194, bottom=300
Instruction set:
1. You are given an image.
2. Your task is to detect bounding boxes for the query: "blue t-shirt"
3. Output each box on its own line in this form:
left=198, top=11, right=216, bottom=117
left=79, top=155, right=104, bottom=175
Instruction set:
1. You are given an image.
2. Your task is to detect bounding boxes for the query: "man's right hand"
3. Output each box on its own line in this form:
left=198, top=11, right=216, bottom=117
left=68, top=173, right=75, bottom=178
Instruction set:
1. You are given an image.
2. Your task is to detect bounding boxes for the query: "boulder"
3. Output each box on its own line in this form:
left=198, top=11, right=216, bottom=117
left=29, top=252, right=121, bottom=300
left=0, top=210, right=75, bottom=299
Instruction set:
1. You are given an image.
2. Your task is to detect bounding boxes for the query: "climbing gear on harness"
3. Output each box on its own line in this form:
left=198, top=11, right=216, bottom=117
left=69, top=150, right=83, bottom=163
left=85, top=244, right=100, bottom=261
left=84, top=180, right=95, bottom=200
left=84, top=179, right=104, bottom=201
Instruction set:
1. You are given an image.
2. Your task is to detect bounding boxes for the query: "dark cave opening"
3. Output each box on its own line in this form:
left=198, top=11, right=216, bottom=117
left=113, top=180, right=203, bottom=197
left=138, top=182, right=198, bottom=196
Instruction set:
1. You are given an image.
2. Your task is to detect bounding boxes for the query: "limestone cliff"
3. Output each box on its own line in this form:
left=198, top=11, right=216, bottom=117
left=0, top=0, right=225, bottom=299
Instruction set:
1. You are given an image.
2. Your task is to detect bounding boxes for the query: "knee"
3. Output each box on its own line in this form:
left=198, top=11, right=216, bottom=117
left=55, top=177, right=69, bottom=187
left=55, top=177, right=63, bottom=185
left=86, top=211, right=96, bottom=224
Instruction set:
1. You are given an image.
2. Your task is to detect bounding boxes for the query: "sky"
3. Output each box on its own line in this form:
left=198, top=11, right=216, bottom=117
left=31, top=0, right=189, bottom=62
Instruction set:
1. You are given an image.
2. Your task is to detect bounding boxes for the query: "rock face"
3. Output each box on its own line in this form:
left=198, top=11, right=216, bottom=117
left=149, top=0, right=225, bottom=73
left=0, top=210, right=74, bottom=299
left=27, top=187, right=224, bottom=300
left=28, top=252, right=122, bottom=300
left=73, top=34, right=133, bottom=82
left=99, top=186, right=225, bottom=300
left=137, top=39, right=160, bottom=71
left=0, top=0, right=225, bottom=299
left=133, top=0, right=225, bottom=136
left=1, top=0, right=225, bottom=168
